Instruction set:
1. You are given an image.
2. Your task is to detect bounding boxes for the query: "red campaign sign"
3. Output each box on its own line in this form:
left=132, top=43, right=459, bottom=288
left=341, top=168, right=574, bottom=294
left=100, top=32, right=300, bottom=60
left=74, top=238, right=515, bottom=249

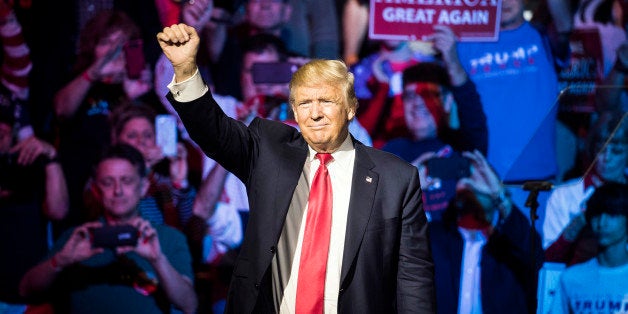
left=369, top=0, right=502, bottom=42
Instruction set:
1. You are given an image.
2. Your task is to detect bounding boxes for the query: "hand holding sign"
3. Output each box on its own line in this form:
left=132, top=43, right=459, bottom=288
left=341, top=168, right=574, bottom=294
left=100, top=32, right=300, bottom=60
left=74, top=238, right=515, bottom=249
left=424, top=25, right=469, bottom=86
left=369, top=0, right=502, bottom=42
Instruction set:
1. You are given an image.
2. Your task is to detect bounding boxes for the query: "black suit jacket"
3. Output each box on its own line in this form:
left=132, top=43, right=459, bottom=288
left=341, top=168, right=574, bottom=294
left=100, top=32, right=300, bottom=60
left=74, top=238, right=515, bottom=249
left=429, top=208, right=543, bottom=314
left=169, top=91, right=435, bottom=313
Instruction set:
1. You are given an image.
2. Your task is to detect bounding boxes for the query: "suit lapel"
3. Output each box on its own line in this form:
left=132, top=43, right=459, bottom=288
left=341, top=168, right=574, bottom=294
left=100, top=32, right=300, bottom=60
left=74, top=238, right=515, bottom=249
left=340, top=143, right=377, bottom=284
left=268, top=138, right=379, bottom=285
left=269, top=141, right=309, bottom=236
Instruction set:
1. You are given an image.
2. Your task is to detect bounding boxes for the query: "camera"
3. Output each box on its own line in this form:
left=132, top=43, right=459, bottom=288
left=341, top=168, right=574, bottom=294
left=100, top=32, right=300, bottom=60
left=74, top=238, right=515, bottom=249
left=91, top=225, right=139, bottom=248
left=426, top=155, right=471, bottom=180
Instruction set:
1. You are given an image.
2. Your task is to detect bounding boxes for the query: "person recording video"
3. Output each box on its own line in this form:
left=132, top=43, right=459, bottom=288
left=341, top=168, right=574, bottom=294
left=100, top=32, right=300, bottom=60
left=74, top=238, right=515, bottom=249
left=239, top=33, right=373, bottom=145
left=239, top=33, right=299, bottom=124
left=429, top=150, right=544, bottom=314
left=19, top=144, right=197, bottom=314
left=381, top=27, right=488, bottom=221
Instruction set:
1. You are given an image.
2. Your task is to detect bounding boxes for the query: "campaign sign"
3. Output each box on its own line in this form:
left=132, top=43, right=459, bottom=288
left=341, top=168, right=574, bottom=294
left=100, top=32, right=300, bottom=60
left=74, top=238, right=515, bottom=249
left=369, top=0, right=502, bottom=42
left=557, top=28, right=604, bottom=113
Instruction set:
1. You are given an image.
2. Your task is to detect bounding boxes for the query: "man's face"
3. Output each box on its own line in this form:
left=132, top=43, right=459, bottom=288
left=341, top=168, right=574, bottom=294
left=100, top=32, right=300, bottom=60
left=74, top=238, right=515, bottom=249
left=291, top=83, right=354, bottom=153
left=594, top=141, right=628, bottom=182
left=0, top=122, right=11, bottom=153
left=246, top=0, right=291, bottom=31
left=591, top=213, right=628, bottom=248
left=95, top=158, right=148, bottom=220
left=118, top=117, right=156, bottom=155
left=241, top=49, right=288, bottom=103
left=500, top=0, right=525, bottom=30
left=403, top=82, right=441, bottom=140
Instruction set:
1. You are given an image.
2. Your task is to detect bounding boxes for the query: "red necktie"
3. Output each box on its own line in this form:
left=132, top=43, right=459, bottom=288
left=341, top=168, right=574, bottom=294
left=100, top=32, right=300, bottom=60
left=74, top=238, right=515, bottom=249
left=296, top=153, right=333, bottom=313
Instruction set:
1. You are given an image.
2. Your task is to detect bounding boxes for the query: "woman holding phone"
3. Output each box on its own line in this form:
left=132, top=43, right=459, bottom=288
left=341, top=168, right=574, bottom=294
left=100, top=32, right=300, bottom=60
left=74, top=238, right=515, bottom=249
left=52, top=10, right=156, bottom=234
left=101, top=102, right=195, bottom=230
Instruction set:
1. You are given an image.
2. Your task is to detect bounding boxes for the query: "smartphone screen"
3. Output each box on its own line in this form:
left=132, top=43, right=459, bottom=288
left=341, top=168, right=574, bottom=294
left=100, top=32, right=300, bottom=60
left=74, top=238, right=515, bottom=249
left=426, top=156, right=471, bottom=180
left=155, top=114, right=178, bottom=157
left=251, top=62, right=299, bottom=84
left=124, top=39, right=145, bottom=79
left=91, top=225, right=139, bottom=248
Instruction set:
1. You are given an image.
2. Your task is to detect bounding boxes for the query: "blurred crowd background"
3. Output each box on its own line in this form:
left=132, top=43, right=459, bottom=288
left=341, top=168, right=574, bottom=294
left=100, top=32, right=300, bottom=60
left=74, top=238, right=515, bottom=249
left=0, top=0, right=627, bottom=313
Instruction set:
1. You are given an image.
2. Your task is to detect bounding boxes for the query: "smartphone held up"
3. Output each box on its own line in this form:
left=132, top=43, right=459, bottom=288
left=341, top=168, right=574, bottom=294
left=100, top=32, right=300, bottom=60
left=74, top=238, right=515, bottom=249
left=124, top=39, right=145, bottom=79
left=90, top=225, right=139, bottom=248
left=155, top=114, right=178, bottom=157
left=426, top=155, right=471, bottom=180
left=251, top=62, right=299, bottom=84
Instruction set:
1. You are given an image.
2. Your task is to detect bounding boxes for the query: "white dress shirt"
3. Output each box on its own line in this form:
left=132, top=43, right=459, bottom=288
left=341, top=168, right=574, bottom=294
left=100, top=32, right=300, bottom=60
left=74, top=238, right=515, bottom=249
left=279, top=136, right=355, bottom=314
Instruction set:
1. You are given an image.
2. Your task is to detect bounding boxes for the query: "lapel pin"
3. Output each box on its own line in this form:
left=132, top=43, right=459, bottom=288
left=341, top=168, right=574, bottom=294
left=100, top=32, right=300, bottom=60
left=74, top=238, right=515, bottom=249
left=366, top=176, right=372, bottom=183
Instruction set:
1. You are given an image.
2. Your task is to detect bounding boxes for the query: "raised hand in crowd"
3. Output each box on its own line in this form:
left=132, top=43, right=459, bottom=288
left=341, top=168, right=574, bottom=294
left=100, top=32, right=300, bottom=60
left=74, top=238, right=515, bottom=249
left=9, top=135, right=58, bottom=166
left=424, top=25, right=468, bottom=86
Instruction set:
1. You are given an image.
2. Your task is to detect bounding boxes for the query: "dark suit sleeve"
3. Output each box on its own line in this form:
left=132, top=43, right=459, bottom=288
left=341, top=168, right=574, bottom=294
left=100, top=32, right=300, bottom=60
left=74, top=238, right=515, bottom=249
left=397, top=169, right=436, bottom=313
left=450, top=79, right=488, bottom=155
left=167, top=91, right=253, bottom=182
left=487, top=206, right=544, bottom=313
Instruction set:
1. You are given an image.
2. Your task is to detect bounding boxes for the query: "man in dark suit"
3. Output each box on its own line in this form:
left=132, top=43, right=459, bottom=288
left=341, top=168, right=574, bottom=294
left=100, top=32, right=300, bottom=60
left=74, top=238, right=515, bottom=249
left=157, top=23, right=435, bottom=313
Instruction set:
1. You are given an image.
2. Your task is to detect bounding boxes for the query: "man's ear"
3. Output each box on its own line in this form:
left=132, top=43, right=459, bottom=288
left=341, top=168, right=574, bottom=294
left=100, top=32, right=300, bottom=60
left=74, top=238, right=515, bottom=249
left=281, top=3, right=292, bottom=23
left=291, top=104, right=299, bottom=120
left=347, top=106, right=356, bottom=121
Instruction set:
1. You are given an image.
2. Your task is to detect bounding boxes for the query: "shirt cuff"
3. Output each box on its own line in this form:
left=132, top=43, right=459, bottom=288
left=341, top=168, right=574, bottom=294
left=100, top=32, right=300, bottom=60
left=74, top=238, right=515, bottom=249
left=167, top=68, right=209, bottom=102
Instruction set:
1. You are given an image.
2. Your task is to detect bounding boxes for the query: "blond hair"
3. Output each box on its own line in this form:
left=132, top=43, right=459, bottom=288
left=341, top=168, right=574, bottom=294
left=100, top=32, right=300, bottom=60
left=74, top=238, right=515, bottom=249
left=289, top=59, right=358, bottom=111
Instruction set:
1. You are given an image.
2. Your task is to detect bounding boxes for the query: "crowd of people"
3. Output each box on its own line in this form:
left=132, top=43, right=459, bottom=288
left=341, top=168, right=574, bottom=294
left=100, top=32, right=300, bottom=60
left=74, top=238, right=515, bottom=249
left=0, top=0, right=627, bottom=313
